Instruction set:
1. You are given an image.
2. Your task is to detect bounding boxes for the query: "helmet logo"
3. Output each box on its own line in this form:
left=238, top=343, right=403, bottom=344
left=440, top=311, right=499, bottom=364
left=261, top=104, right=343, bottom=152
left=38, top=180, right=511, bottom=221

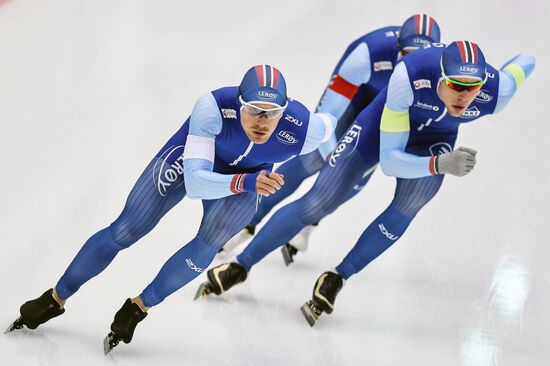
left=257, top=90, right=278, bottom=100
left=412, top=37, right=429, bottom=46
left=459, top=65, right=479, bottom=75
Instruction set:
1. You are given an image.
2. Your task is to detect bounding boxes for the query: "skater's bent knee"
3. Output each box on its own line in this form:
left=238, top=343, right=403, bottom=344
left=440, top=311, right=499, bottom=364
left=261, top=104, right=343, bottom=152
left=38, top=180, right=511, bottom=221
left=297, top=196, right=339, bottom=224
left=109, top=222, right=143, bottom=248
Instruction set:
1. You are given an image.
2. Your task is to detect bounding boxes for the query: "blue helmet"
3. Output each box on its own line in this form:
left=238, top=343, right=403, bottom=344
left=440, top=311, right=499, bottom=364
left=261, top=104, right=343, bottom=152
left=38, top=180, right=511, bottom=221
left=399, top=14, right=441, bottom=51
left=441, top=40, right=487, bottom=81
left=239, top=64, right=287, bottom=107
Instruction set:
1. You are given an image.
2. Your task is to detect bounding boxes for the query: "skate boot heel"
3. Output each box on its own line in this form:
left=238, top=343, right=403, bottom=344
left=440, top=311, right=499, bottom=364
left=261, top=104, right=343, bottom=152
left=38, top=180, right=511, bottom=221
left=103, top=299, right=147, bottom=354
left=194, top=262, right=247, bottom=300
left=301, top=271, right=344, bottom=326
left=6, top=289, right=65, bottom=333
left=281, top=223, right=318, bottom=266
left=301, top=300, right=323, bottom=327
left=281, top=243, right=298, bottom=266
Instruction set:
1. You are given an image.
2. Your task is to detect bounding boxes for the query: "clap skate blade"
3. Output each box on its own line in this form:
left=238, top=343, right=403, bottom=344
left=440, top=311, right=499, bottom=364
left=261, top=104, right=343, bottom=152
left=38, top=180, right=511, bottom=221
left=103, top=331, right=121, bottom=355
left=194, top=282, right=214, bottom=300
left=300, top=301, right=322, bottom=327
left=4, top=317, right=25, bottom=334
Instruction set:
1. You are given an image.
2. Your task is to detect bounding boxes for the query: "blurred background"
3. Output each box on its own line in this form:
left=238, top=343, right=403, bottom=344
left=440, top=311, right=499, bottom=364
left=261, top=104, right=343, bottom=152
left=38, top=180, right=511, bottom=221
left=0, top=1, right=548, bottom=365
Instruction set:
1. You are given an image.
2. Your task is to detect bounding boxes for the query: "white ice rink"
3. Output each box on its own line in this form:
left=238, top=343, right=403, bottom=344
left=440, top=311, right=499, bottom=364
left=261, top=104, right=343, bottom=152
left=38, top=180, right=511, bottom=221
left=1, top=1, right=548, bottom=365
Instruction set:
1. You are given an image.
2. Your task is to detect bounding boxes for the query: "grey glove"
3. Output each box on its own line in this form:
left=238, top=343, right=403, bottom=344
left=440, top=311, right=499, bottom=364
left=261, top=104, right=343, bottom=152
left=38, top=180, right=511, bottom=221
left=436, top=146, right=477, bottom=177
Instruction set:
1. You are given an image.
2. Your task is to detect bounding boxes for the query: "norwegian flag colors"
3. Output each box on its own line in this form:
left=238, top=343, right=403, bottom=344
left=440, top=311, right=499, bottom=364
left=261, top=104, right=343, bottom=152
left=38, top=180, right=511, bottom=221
left=254, top=65, right=281, bottom=88
left=455, top=40, right=479, bottom=64
left=414, top=14, right=437, bottom=38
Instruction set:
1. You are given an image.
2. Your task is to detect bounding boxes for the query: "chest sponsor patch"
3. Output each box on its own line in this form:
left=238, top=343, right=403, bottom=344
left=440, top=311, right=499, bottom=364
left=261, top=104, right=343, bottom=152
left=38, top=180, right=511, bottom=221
left=277, top=130, right=299, bottom=145
left=414, top=101, right=440, bottom=111
left=413, top=79, right=432, bottom=90
left=222, top=109, right=237, bottom=119
left=474, top=90, right=493, bottom=103
left=374, top=61, right=393, bottom=72
left=461, top=106, right=481, bottom=119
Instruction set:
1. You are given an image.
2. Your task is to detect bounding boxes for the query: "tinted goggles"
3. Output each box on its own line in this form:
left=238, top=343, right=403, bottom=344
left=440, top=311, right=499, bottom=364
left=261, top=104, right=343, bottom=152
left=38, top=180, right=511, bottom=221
left=238, top=96, right=288, bottom=119
left=444, top=78, right=486, bottom=92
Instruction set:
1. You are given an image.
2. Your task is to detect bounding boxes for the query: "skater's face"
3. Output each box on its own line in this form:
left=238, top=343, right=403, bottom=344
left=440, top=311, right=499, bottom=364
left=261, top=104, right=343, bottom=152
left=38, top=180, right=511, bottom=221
left=240, top=100, right=285, bottom=144
left=437, top=76, right=484, bottom=117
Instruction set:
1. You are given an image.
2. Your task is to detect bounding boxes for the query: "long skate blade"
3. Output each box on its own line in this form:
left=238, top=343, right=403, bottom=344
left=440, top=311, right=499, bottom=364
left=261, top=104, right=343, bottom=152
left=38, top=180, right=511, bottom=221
left=4, top=317, right=24, bottom=334
left=281, top=245, right=294, bottom=266
left=193, top=282, right=213, bottom=301
left=103, top=332, right=120, bottom=355
left=300, top=303, right=319, bottom=327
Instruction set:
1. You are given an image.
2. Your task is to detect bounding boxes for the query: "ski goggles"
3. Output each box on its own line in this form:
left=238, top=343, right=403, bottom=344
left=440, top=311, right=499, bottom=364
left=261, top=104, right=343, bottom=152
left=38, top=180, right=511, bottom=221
left=239, top=96, right=288, bottom=119
left=441, top=64, right=488, bottom=93
left=444, top=77, right=486, bottom=92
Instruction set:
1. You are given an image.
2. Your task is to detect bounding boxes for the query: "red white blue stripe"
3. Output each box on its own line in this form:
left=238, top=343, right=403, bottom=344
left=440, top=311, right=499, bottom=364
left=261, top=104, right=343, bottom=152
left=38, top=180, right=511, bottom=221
left=254, top=65, right=280, bottom=88
left=414, top=14, right=436, bottom=37
left=230, top=173, right=247, bottom=194
left=456, top=40, right=479, bottom=64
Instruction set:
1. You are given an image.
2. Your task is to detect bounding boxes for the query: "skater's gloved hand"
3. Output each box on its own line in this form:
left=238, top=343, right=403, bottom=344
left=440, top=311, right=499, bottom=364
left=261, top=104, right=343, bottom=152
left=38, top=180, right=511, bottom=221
left=436, top=146, right=477, bottom=177
left=254, top=170, right=285, bottom=196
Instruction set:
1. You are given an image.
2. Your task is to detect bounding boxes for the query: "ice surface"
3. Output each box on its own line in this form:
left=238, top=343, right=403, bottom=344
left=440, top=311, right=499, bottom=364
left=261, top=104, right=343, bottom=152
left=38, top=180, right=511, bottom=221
left=1, top=1, right=548, bottom=365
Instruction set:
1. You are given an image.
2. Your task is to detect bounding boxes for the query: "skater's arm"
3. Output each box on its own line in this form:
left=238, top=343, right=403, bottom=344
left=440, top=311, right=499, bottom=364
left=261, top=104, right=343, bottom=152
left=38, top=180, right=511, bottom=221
left=379, top=62, right=434, bottom=178
left=184, top=158, right=261, bottom=199
left=494, top=53, right=536, bottom=113
left=317, top=42, right=372, bottom=120
left=183, top=93, right=259, bottom=199
left=300, top=112, right=337, bottom=155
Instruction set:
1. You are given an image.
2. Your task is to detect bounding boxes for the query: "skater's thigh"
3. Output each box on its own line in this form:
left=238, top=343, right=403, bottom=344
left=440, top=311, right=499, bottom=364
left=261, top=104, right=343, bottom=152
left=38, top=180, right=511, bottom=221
left=110, top=123, right=189, bottom=246
left=305, top=99, right=381, bottom=212
left=296, top=149, right=368, bottom=221
left=197, top=192, right=258, bottom=249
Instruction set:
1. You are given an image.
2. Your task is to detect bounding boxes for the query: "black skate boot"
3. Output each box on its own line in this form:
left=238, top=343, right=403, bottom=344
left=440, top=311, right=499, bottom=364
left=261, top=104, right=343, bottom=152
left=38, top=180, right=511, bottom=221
left=194, top=262, right=247, bottom=300
left=281, top=222, right=318, bottom=266
left=103, top=299, right=147, bottom=354
left=5, top=289, right=65, bottom=333
left=281, top=243, right=298, bottom=266
left=301, top=271, right=343, bottom=327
